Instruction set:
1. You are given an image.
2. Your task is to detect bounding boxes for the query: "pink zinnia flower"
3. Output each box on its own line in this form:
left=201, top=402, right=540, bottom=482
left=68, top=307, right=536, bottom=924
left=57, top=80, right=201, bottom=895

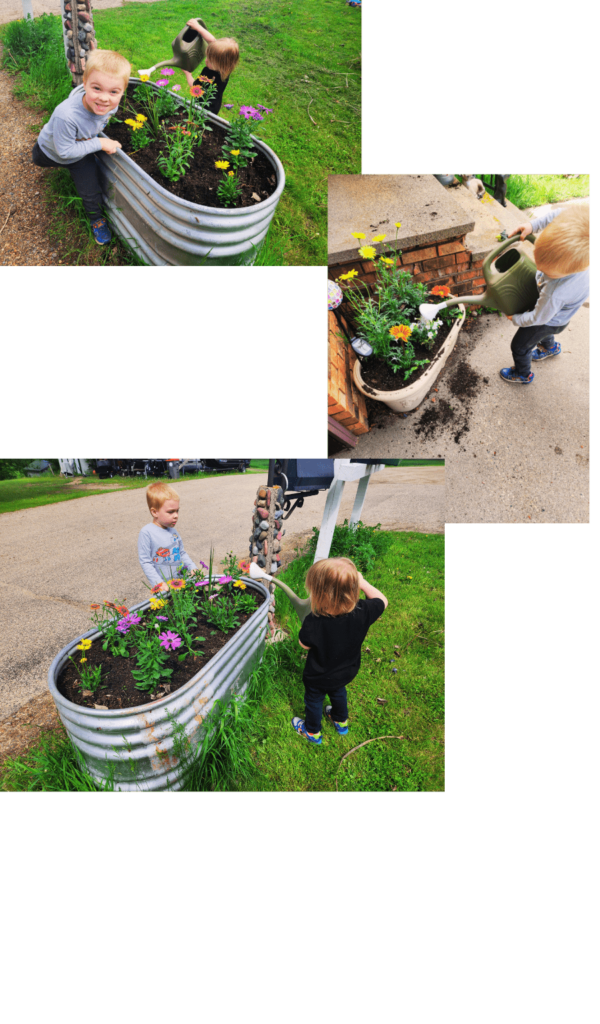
left=156, top=79, right=168, bottom=88
left=218, top=575, right=233, bottom=584
left=171, top=84, right=181, bottom=91
left=162, top=68, right=175, bottom=76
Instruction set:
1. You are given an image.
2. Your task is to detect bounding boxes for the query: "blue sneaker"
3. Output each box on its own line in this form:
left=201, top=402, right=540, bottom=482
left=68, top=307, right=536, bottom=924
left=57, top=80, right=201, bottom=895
left=325, top=706, right=349, bottom=735
left=499, top=367, right=534, bottom=384
left=291, top=717, right=322, bottom=745
left=532, top=341, right=561, bottom=361
left=90, top=217, right=112, bottom=245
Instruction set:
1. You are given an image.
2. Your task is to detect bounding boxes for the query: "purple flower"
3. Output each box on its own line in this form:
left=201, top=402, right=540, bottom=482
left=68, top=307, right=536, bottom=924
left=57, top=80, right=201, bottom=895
left=199, top=561, right=208, bottom=569
left=194, top=579, right=210, bottom=587
left=156, top=615, right=168, bottom=621
left=156, top=79, right=168, bottom=88
left=116, top=612, right=141, bottom=634
left=171, top=84, right=181, bottom=91
left=159, top=630, right=182, bottom=651
left=257, top=105, right=273, bottom=114
left=239, top=105, right=262, bottom=121
left=116, top=619, right=131, bottom=634
left=218, top=575, right=233, bottom=584
left=162, top=68, right=175, bottom=76
left=224, top=104, right=233, bottom=110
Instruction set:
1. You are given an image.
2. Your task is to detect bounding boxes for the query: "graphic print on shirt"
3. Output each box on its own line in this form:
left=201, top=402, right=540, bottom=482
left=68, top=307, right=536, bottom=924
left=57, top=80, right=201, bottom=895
left=153, top=534, right=181, bottom=564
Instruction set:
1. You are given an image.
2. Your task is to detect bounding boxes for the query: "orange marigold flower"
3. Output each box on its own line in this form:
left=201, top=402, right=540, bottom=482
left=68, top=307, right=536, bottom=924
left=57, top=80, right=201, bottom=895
left=389, top=324, right=412, bottom=342
left=150, top=584, right=164, bottom=594
left=115, top=605, right=129, bottom=616
left=431, top=285, right=450, bottom=297
left=238, top=558, right=251, bottom=573
left=104, top=600, right=117, bottom=609
left=90, top=603, right=101, bottom=610
left=190, top=85, right=203, bottom=97
left=169, top=579, right=186, bottom=590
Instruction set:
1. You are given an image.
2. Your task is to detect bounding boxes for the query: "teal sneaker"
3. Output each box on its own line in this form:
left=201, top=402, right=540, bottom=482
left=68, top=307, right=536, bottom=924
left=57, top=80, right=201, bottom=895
left=291, top=717, right=322, bottom=745
left=532, top=341, right=561, bottom=361
left=325, top=706, right=349, bottom=735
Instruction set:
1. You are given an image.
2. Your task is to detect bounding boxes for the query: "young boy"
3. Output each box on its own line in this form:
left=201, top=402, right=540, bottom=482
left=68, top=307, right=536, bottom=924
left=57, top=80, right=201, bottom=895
left=500, top=204, right=589, bottom=384
left=138, top=483, right=197, bottom=592
left=292, top=558, right=388, bottom=745
left=32, top=49, right=130, bottom=245
left=181, top=18, right=240, bottom=115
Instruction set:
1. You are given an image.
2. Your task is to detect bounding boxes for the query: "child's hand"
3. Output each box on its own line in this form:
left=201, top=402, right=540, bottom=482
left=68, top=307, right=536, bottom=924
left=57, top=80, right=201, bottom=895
left=187, top=18, right=202, bottom=31
left=509, top=221, right=533, bottom=241
left=100, top=138, right=122, bottom=155
left=506, top=315, right=513, bottom=320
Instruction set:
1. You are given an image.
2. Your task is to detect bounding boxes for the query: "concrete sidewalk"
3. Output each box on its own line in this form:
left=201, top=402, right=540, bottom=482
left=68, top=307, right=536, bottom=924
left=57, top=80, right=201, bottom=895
left=0, top=467, right=445, bottom=721
left=338, top=308, right=589, bottom=523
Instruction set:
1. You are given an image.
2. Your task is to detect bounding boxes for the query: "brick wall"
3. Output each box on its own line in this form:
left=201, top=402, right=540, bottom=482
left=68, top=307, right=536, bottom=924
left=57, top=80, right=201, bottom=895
left=329, top=233, right=486, bottom=298
left=328, top=312, right=369, bottom=436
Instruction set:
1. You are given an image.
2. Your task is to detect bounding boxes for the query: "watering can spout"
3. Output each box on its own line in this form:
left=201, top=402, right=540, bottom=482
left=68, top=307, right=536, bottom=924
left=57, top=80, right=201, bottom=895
left=248, top=563, right=312, bottom=623
left=137, top=19, right=208, bottom=79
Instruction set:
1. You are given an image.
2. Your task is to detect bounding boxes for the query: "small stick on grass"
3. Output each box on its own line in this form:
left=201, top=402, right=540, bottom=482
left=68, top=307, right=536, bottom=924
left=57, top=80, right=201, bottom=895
left=307, top=97, right=317, bottom=126
left=0, top=206, right=14, bottom=238
left=340, top=735, right=405, bottom=763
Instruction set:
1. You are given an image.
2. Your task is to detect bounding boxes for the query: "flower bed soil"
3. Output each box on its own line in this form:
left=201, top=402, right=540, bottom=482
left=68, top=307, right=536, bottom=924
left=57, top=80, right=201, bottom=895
left=108, top=85, right=277, bottom=209
left=57, top=588, right=265, bottom=711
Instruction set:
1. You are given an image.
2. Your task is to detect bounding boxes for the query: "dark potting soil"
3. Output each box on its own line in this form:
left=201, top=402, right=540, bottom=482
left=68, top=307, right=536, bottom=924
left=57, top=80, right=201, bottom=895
left=107, top=85, right=277, bottom=209
left=414, top=359, right=490, bottom=444
left=57, top=589, right=265, bottom=712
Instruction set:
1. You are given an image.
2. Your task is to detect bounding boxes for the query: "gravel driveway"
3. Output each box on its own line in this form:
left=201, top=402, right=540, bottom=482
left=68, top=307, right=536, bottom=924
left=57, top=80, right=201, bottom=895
left=0, top=467, right=445, bottom=722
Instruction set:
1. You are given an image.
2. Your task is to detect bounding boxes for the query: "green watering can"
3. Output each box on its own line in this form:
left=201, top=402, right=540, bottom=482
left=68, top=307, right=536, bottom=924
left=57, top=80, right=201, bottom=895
left=419, top=233, right=539, bottom=321
left=248, top=563, right=312, bottom=623
left=138, top=19, right=208, bottom=78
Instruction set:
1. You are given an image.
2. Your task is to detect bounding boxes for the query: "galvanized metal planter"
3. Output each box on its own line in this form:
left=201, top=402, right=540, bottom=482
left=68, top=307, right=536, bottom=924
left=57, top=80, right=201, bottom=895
left=47, top=580, right=269, bottom=791
left=98, top=80, right=285, bottom=266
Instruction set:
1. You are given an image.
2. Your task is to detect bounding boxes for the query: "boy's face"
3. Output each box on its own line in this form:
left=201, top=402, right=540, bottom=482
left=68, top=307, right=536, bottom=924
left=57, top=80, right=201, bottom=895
left=151, top=500, right=180, bottom=529
left=82, top=70, right=124, bottom=115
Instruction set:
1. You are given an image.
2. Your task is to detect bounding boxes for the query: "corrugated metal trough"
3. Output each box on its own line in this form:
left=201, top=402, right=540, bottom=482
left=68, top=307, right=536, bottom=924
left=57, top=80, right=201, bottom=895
left=47, top=579, right=270, bottom=791
left=98, top=80, right=285, bottom=265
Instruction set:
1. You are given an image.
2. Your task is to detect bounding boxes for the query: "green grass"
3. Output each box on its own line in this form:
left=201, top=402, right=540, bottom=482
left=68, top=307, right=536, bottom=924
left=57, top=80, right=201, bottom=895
left=481, top=174, right=589, bottom=210
left=0, top=0, right=361, bottom=266
left=0, top=463, right=267, bottom=514
left=2, top=526, right=444, bottom=792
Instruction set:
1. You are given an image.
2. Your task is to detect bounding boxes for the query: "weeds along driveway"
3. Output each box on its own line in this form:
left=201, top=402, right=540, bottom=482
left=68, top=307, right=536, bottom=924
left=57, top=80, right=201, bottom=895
left=0, top=467, right=444, bottom=719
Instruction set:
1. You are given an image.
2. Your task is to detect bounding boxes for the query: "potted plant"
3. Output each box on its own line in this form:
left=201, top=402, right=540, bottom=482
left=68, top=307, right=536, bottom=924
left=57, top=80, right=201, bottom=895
left=47, top=557, right=269, bottom=791
left=335, top=226, right=466, bottom=413
left=98, top=77, right=285, bottom=266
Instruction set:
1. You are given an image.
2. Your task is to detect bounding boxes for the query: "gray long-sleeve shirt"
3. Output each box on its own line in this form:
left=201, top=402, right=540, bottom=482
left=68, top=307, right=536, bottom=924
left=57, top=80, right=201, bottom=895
left=138, top=524, right=197, bottom=587
left=37, top=85, right=119, bottom=165
left=512, top=209, right=589, bottom=329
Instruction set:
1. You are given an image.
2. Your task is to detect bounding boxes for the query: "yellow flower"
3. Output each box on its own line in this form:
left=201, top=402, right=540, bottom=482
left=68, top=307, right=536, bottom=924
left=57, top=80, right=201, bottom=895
left=139, top=74, right=150, bottom=82
left=339, top=269, right=358, bottom=281
left=380, top=257, right=394, bottom=266
left=395, top=222, right=402, bottom=228
left=407, top=575, right=412, bottom=579
left=136, top=114, right=147, bottom=122
left=215, top=160, right=230, bottom=170
left=351, top=231, right=366, bottom=240
left=233, top=580, right=247, bottom=590
left=371, top=234, right=386, bottom=242
left=358, top=245, right=377, bottom=260
left=77, top=639, right=92, bottom=651
left=230, top=149, right=240, bottom=156
left=125, top=119, right=138, bottom=127
left=228, top=171, right=234, bottom=176
left=150, top=598, right=165, bottom=610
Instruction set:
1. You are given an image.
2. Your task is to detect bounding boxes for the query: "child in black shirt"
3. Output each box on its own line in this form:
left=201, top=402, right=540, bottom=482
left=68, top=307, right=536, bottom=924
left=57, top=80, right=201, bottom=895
left=293, top=558, right=388, bottom=745
left=182, top=18, right=240, bottom=115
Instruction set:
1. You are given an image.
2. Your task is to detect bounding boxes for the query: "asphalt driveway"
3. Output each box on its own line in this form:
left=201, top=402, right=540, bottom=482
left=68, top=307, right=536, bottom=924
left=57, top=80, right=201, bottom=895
left=0, top=466, right=445, bottom=720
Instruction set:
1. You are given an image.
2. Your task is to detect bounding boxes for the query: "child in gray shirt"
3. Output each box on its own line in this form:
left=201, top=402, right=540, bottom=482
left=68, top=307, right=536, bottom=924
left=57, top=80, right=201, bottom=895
left=138, top=482, right=197, bottom=590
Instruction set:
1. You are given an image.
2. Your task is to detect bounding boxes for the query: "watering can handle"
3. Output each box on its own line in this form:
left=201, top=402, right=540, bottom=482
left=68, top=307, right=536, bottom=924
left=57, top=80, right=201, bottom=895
left=483, top=232, right=537, bottom=276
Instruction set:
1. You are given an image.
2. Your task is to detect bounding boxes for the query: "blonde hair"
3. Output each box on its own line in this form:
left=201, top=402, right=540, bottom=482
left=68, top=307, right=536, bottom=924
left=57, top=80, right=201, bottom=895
left=83, top=49, right=131, bottom=90
left=206, top=38, right=240, bottom=80
left=534, top=204, right=589, bottom=276
left=305, top=557, right=360, bottom=617
left=146, top=482, right=179, bottom=515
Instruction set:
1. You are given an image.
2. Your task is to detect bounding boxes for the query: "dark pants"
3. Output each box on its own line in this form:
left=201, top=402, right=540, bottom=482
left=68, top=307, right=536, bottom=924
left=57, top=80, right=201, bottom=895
left=304, top=681, right=348, bottom=734
left=32, top=141, right=104, bottom=220
left=512, top=322, right=567, bottom=376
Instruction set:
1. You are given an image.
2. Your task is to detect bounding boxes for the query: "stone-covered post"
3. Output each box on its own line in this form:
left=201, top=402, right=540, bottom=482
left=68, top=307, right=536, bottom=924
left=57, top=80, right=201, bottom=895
left=250, top=484, right=285, bottom=637
left=61, top=0, right=97, bottom=88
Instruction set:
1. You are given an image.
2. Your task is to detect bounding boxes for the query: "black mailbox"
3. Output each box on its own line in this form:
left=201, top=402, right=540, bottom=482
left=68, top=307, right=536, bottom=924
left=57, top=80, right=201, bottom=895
left=273, top=459, right=335, bottom=492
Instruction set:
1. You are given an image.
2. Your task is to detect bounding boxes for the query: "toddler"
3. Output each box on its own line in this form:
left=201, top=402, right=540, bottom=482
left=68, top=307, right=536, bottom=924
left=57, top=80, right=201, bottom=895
left=138, top=482, right=197, bottom=592
left=182, top=18, right=240, bottom=115
left=32, top=49, right=130, bottom=246
left=292, top=558, right=388, bottom=745
left=500, top=204, right=589, bottom=384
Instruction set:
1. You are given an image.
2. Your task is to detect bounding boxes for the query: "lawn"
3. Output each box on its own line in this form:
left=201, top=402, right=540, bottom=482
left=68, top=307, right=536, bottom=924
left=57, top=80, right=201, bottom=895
left=0, top=0, right=361, bottom=266
left=0, top=461, right=268, bottom=514
left=1, top=523, right=444, bottom=792
left=481, top=174, right=589, bottom=210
